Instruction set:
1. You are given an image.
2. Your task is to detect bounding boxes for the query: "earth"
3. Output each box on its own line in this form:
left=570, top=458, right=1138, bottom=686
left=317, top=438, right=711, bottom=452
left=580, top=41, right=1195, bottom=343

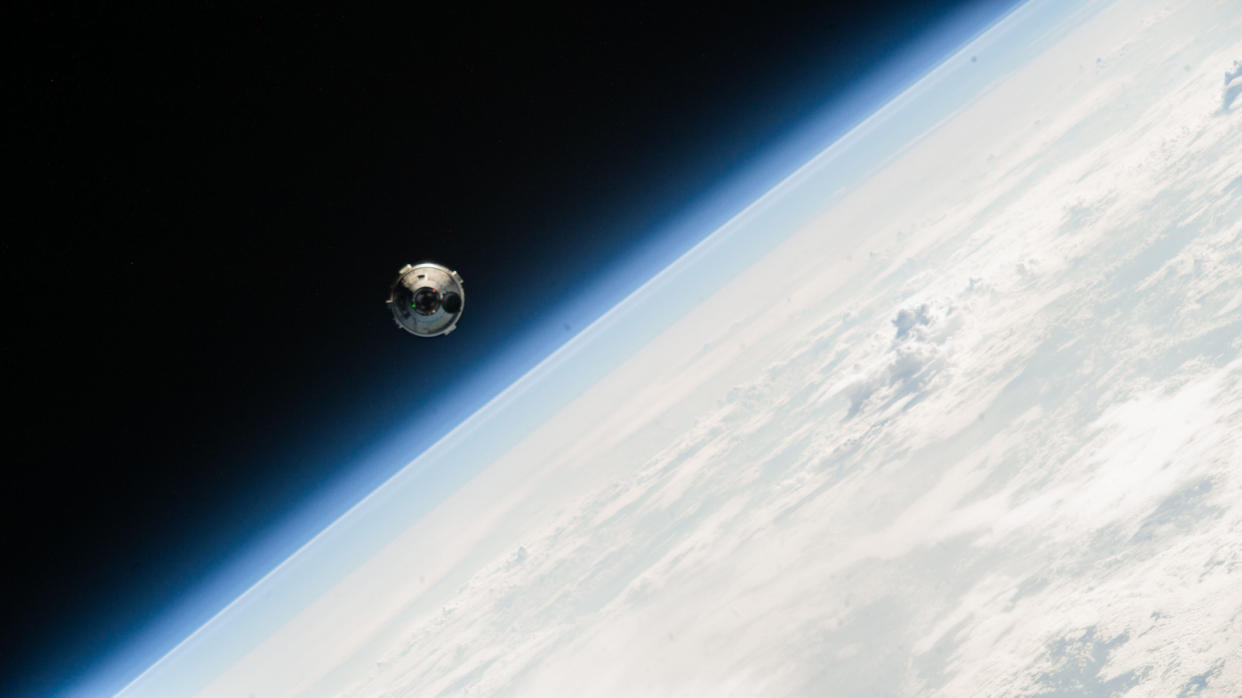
left=118, top=0, right=1241, bottom=695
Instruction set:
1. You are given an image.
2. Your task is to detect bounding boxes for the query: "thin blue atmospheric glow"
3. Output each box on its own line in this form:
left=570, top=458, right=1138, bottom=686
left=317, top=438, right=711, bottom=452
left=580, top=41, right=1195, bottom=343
left=67, top=1, right=1105, bottom=695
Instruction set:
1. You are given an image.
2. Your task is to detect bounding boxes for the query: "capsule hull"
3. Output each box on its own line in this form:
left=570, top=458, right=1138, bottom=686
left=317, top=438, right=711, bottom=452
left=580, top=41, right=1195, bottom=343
left=386, top=262, right=465, bottom=337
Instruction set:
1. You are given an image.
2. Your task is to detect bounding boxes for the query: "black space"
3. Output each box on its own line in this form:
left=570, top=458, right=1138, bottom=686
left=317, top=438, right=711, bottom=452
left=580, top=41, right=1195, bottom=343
left=7, top=2, right=1009, bottom=693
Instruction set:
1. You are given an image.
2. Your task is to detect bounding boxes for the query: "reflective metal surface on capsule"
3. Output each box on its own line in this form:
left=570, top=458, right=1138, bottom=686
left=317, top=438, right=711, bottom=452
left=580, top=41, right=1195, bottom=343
left=386, top=262, right=465, bottom=337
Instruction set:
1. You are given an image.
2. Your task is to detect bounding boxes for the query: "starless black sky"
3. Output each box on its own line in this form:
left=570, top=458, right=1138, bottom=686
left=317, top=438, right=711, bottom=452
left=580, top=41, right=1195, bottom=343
left=6, top=1, right=1014, bottom=693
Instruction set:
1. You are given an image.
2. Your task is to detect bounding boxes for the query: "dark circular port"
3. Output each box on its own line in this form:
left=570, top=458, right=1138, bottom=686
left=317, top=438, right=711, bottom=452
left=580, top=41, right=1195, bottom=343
left=412, top=287, right=440, bottom=315
left=441, top=291, right=462, bottom=314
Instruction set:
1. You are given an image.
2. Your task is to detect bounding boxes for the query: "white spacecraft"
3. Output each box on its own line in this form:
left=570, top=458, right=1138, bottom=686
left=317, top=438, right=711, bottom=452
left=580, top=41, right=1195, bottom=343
left=386, top=262, right=464, bottom=337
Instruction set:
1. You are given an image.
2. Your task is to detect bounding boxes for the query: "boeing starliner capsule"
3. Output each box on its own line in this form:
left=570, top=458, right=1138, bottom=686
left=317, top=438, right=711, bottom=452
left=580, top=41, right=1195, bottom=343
left=386, top=262, right=464, bottom=337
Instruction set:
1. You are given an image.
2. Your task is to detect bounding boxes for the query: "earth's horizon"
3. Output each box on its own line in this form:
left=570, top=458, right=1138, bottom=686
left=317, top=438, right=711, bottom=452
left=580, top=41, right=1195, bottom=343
left=111, top=0, right=1241, bottom=695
